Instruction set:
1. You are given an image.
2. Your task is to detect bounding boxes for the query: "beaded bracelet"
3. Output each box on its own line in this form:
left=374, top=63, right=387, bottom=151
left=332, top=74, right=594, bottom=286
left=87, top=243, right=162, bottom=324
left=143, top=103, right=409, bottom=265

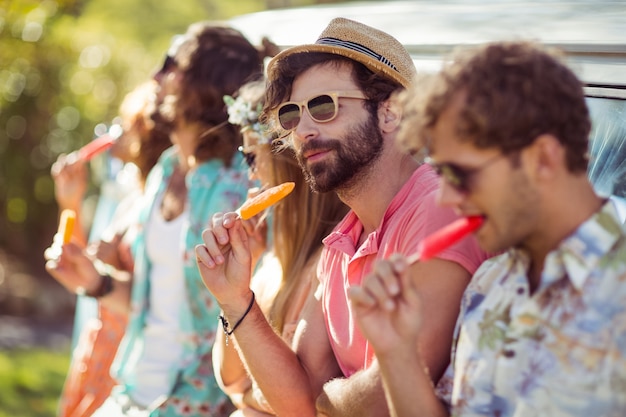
left=219, top=291, right=255, bottom=346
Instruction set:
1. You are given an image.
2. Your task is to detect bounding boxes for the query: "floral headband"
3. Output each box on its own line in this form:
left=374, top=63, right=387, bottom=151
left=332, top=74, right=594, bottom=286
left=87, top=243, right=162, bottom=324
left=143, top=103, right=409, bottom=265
left=224, top=94, right=271, bottom=144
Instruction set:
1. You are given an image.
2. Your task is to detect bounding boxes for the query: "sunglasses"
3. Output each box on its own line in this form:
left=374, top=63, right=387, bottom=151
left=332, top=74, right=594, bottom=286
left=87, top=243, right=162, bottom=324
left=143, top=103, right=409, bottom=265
left=156, top=55, right=177, bottom=75
left=277, top=91, right=367, bottom=131
left=238, top=145, right=256, bottom=169
left=425, top=153, right=507, bottom=193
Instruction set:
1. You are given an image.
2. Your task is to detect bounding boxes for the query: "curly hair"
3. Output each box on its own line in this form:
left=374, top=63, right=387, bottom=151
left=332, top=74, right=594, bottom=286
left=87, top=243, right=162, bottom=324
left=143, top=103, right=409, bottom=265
left=261, top=52, right=403, bottom=142
left=161, top=22, right=270, bottom=165
left=399, top=41, right=591, bottom=173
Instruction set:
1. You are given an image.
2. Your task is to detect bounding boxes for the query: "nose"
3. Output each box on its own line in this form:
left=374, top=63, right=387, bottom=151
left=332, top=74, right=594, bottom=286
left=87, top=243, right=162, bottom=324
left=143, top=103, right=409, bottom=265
left=436, top=177, right=466, bottom=209
left=292, top=107, right=319, bottom=144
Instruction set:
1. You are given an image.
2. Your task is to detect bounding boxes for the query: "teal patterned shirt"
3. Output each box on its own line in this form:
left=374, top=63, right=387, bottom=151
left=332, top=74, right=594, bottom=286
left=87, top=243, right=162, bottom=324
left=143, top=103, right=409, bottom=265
left=440, top=200, right=626, bottom=417
left=111, top=146, right=249, bottom=416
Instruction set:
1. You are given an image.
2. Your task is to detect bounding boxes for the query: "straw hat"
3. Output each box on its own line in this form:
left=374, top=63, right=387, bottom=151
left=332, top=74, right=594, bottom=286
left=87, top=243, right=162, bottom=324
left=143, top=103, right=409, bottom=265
left=266, top=17, right=416, bottom=88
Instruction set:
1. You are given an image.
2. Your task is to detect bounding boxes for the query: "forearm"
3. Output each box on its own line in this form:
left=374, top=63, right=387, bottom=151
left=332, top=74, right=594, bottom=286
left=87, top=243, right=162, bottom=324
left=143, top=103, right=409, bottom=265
left=241, top=381, right=275, bottom=414
left=227, top=301, right=317, bottom=417
left=213, top=327, right=250, bottom=397
left=316, top=364, right=389, bottom=417
left=376, top=349, right=448, bottom=417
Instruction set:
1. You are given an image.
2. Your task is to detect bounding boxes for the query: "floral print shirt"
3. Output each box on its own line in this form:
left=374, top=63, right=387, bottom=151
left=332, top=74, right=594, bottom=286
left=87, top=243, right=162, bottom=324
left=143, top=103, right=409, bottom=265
left=440, top=200, right=626, bottom=417
left=110, top=147, right=250, bottom=416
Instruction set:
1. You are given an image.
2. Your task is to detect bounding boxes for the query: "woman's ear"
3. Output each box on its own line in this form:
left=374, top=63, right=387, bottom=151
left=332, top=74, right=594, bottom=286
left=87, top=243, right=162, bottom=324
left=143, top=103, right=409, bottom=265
left=378, top=97, right=403, bottom=134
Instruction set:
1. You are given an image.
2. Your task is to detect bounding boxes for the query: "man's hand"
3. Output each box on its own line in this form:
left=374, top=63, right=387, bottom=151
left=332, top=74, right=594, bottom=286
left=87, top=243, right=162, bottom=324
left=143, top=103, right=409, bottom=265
left=195, top=211, right=254, bottom=315
left=348, top=254, right=423, bottom=355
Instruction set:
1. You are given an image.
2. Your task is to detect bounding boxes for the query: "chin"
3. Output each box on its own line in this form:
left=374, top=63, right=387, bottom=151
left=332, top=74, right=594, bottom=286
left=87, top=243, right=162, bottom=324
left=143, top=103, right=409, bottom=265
left=475, top=221, right=505, bottom=254
left=308, top=179, right=332, bottom=194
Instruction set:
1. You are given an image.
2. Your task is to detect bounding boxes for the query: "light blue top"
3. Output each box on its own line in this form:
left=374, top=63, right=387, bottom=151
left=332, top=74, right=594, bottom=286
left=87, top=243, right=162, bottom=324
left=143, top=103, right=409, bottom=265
left=111, top=146, right=249, bottom=416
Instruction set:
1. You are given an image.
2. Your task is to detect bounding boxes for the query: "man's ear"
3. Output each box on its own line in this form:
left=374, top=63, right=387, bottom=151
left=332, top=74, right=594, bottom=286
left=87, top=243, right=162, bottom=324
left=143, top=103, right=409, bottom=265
left=378, top=97, right=403, bottom=134
left=524, top=133, right=566, bottom=181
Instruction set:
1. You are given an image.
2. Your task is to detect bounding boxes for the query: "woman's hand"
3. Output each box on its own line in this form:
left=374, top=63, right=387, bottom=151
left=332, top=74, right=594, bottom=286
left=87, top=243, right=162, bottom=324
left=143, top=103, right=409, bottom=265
left=44, top=237, right=101, bottom=296
left=50, top=153, right=88, bottom=212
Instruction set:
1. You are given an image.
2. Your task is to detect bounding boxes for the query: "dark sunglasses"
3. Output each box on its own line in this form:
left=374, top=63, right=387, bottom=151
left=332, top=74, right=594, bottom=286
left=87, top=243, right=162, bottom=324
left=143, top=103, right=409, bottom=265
left=276, top=90, right=367, bottom=131
left=425, top=153, right=507, bottom=193
left=157, top=55, right=177, bottom=75
left=238, top=145, right=256, bottom=169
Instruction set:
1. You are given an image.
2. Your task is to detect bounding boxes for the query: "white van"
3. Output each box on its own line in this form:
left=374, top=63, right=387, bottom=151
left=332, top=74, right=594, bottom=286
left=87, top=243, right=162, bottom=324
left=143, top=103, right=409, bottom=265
left=230, top=0, right=626, bottom=215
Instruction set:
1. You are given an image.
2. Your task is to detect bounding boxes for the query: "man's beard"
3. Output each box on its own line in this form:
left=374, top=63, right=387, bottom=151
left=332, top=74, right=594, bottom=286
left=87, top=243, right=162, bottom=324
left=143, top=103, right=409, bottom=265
left=295, top=114, right=384, bottom=193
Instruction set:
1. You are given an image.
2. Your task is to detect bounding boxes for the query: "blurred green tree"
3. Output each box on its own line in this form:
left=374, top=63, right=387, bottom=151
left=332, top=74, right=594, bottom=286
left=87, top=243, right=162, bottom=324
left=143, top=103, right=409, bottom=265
left=1, top=0, right=338, bottom=280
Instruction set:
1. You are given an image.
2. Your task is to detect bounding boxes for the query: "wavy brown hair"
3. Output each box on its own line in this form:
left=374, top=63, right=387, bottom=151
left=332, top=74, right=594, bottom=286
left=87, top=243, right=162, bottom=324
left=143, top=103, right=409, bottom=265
left=118, top=81, right=171, bottom=185
left=398, top=41, right=591, bottom=173
left=161, top=22, right=271, bottom=166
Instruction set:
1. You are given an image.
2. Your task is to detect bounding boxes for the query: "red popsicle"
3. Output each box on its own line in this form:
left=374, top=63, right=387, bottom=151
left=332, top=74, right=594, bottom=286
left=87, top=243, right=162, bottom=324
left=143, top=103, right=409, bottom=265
left=407, top=215, right=484, bottom=264
left=77, top=134, right=116, bottom=161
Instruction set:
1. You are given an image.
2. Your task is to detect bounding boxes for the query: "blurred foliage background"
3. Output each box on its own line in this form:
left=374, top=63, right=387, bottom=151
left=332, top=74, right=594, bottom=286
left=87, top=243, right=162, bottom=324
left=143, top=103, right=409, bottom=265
left=1, top=0, right=334, bottom=288
left=0, top=0, right=345, bottom=415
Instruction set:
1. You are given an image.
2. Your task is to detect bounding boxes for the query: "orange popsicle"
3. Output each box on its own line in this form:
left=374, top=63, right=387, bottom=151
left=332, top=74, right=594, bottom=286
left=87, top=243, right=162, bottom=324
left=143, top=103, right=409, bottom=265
left=407, top=215, right=484, bottom=264
left=237, top=182, right=295, bottom=220
left=58, top=209, right=77, bottom=244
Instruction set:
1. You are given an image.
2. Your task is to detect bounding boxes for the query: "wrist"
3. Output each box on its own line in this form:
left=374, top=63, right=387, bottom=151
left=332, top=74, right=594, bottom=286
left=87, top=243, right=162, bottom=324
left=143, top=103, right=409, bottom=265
left=219, top=290, right=255, bottom=345
left=220, top=289, right=255, bottom=319
left=77, top=272, right=114, bottom=298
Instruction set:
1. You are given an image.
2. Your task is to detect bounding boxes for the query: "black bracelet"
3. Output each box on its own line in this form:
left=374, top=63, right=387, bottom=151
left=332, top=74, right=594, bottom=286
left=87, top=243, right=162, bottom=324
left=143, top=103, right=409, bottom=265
left=219, top=291, right=255, bottom=346
left=87, top=273, right=114, bottom=298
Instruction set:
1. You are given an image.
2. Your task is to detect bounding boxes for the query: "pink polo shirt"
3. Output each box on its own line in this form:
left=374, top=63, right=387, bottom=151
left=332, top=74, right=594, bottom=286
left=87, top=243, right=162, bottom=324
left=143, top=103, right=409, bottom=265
left=318, top=164, right=488, bottom=376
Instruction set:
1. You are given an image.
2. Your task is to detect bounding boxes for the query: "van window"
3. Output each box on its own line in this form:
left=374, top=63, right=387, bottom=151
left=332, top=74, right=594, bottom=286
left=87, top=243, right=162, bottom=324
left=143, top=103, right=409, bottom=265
left=587, top=96, right=626, bottom=200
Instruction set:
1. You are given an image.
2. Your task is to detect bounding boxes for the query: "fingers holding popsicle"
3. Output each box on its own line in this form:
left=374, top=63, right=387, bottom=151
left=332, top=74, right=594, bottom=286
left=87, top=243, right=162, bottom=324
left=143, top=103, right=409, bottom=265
left=351, top=216, right=483, bottom=355
left=196, top=182, right=295, bottom=306
left=349, top=254, right=423, bottom=354
left=44, top=224, right=101, bottom=296
left=196, top=212, right=253, bottom=306
left=51, top=153, right=89, bottom=212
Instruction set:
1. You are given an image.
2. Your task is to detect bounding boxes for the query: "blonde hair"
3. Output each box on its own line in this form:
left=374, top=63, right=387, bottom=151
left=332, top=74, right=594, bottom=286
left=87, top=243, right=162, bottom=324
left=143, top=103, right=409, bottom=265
left=269, top=147, right=348, bottom=332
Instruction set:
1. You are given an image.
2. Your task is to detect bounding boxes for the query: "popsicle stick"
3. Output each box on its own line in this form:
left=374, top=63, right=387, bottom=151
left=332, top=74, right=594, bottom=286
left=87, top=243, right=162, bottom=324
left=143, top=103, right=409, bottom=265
left=77, top=134, right=116, bottom=161
left=58, top=209, right=77, bottom=244
left=236, top=182, right=295, bottom=220
left=407, top=216, right=484, bottom=264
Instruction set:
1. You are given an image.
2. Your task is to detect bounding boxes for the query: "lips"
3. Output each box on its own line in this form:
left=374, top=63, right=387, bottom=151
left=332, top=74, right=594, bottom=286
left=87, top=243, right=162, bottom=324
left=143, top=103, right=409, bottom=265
left=302, top=147, right=332, bottom=163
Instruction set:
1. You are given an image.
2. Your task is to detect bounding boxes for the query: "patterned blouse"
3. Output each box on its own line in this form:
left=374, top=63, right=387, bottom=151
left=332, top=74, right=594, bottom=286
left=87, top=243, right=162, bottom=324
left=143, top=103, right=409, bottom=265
left=439, top=200, right=626, bottom=417
left=110, top=147, right=250, bottom=416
